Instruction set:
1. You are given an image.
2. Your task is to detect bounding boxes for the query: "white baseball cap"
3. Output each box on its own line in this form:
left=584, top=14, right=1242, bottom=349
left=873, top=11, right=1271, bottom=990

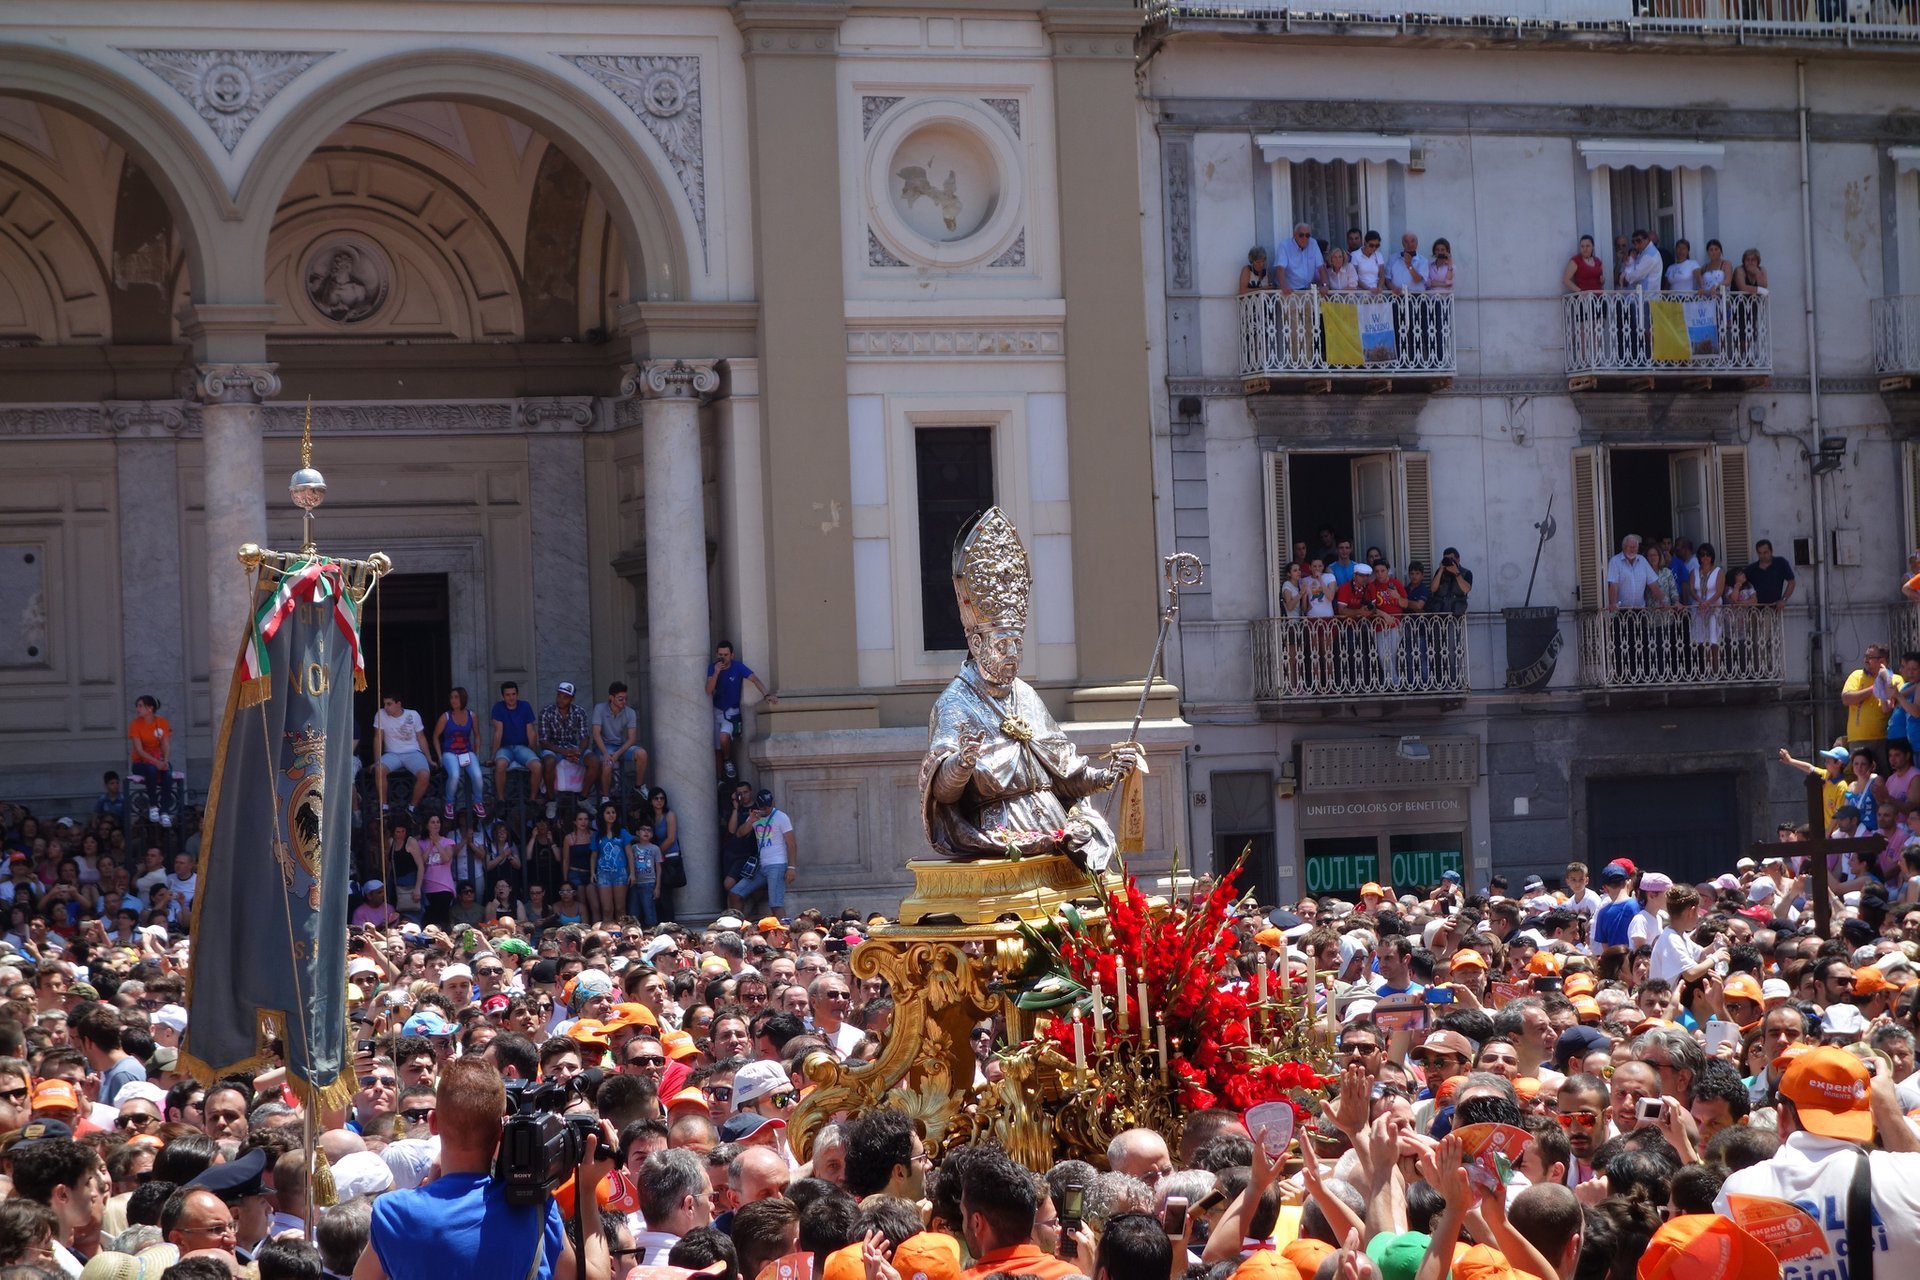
left=153, top=1004, right=188, bottom=1034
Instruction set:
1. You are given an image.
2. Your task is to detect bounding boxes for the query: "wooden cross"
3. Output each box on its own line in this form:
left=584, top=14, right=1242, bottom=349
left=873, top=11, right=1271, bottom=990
left=1748, top=770, right=1884, bottom=938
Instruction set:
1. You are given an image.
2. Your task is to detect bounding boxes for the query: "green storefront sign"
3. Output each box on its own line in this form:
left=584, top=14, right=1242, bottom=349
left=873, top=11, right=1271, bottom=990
left=1391, top=848, right=1463, bottom=891
left=1304, top=852, right=1377, bottom=896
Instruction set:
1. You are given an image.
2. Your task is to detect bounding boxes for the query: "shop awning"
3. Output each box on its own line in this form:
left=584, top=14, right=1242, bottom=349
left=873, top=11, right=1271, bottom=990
left=1578, top=139, right=1724, bottom=171
left=1257, top=132, right=1412, bottom=166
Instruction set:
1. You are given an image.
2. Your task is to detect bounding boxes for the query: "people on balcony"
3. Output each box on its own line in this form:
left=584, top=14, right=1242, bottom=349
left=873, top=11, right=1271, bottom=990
left=1563, top=235, right=1605, bottom=293
left=1319, top=246, right=1359, bottom=291
left=1352, top=230, right=1387, bottom=292
left=1238, top=246, right=1274, bottom=295
left=1662, top=239, right=1700, bottom=293
left=1276, top=223, right=1325, bottom=292
left=1842, top=642, right=1899, bottom=768
left=1605, top=534, right=1662, bottom=609
left=1732, top=247, right=1769, bottom=295
left=1426, top=239, right=1454, bottom=294
left=1646, top=542, right=1680, bottom=610
left=1619, top=229, right=1664, bottom=296
left=1744, top=538, right=1796, bottom=607
left=1386, top=232, right=1427, bottom=294
left=1328, top=537, right=1361, bottom=589
left=1699, top=240, right=1731, bottom=296
left=1670, top=536, right=1698, bottom=606
left=1688, top=542, right=1726, bottom=672
left=1428, top=548, right=1473, bottom=617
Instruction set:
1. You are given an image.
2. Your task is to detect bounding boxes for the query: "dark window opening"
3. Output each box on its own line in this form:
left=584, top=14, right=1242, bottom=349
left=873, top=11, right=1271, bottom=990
left=916, top=427, right=995, bottom=652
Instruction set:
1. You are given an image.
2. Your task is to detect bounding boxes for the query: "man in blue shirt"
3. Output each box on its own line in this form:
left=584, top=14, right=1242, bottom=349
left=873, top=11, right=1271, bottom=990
left=491, top=682, right=543, bottom=810
left=705, top=641, right=777, bottom=781
left=1276, top=223, right=1325, bottom=293
left=1592, top=863, right=1638, bottom=958
left=360, top=1058, right=614, bottom=1280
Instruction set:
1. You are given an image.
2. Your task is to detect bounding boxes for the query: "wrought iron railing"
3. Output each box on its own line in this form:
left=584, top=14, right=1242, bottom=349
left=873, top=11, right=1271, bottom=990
left=1576, top=605, right=1785, bottom=689
left=1890, top=602, right=1920, bottom=660
left=1252, top=612, right=1470, bottom=699
left=1562, top=290, right=1770, bottom=375
left=1873, top=295, right=1920, bottom=376
left=1239, top=289, right=1455, bottom=378
left=1143, top=0, right=1920, bottom=46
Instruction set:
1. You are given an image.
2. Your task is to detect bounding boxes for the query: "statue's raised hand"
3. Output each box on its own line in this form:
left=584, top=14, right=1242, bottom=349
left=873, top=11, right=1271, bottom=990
left=956, top=728, right=988, bottom=771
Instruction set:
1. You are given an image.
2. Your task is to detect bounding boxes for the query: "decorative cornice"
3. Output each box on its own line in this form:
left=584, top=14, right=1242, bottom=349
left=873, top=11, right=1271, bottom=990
left=1042, top=8, right=1140, bottom=59
left=0, top=406, right=100, bottom=437
left=518, top=397, right=597, bottom=432
left=845, top=326, right=1064, bottom=359
left=566, top=55, right=706, bottom=263
left=104, top=401, right=188, bottom=437
left=120, top=49, right=331, bottom=154
left=732, top=3, right=848, bottom=56
left=622, top=359, right=721, bottom=401
left=192, top=363, right=281, bottom=405
left=256, top=402, right=523, bottom=435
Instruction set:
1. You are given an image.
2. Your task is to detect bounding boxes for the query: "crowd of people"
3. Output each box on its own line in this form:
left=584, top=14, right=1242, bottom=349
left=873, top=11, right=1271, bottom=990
left=1562, top=234, right=1768, bottom=298
left=1239, top=227, right=1454, bottom=297
left=2, top=763, right=1920, bottom=1280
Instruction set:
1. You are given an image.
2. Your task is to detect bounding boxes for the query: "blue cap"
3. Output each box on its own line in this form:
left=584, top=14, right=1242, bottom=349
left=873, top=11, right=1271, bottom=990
left=402, top=1010, right=453, bottom=1038
left=1441, top=870, right=1462, bottom=883
left=188, top=1146, right=269, bottom=1200
left=719, top=1112, right=786, bottom=1144
left=1820, top=747, right=1851, bottom=763
left=11, top=1118, right=71, bottom=1150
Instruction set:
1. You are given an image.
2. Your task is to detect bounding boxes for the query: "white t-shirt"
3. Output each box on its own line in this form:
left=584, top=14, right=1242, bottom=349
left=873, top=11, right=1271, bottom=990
left=755, top=809, right=794, bottom=867
left=1306, top=574, right=1337, bottom=619
left=1564, top=887, right=1603, bottom=921
left=376, top=707, right=426, bottom=753
left=1353, top=249, right=1386, bottom=290
left=1666, top=258, right=1700, bottom=291
left=166, top=872, right=197, bottom=909
left=1648, top=926, right=1702, bottom=985
left=1628, top=906, right=1664, bottom=949
left=1716, top=1133, right=1920, bottom=1280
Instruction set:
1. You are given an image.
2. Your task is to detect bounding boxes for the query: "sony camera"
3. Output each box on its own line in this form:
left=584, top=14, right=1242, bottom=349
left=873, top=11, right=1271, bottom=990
left=496, top=1075, right=609, bottom=1207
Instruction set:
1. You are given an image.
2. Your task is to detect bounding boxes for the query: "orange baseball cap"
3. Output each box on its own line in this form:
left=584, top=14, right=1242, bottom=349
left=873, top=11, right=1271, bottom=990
left=1448, top=949, right=1488, bottom=971
left=1563, top=973, right=1596, bottom=997
left=567, top=1019, right=611, bottom=1049
left=1284, top=1240, right=1336, bottom=1280
left=1453, top=1243, right=1547, bottom=1280
left=1721, top=973, right=1764, bottom=1005
left=1777, top=1045, right=1873, bottom=1143
left=661, top=1029, right=700, bottom=1061
left=1255, top=927, right=1284, bottom=949
left=891, top=1233, right=962, bottom=1280
left=29, top=1080, right=80, bottom=1115
left=1853, top=967, right=1894, bottom=996
left=1572, top=995, right=1603, bottom=1022
left=1514, top=1076, right=1542, bottom=1102
left=603, top=1002, right=660, bottom=1033
left=667, top=1087, right=709, bottom=1115
left=757, top=917, right=787, bottom=933
left=1233, top=1250, right=1304, bottom=1280
left=1638, top=1216, right=1778, bottom=1280
left=1361, top=883, right=1387, bottom=899
left=1527, top=951, right=1563, bottom=976
left=822, top=1242, right=865, bottom=1280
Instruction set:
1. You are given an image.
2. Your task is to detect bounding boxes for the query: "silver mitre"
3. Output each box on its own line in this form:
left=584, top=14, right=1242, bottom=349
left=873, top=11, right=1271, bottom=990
left=952, top=507, right=1031, bottom=637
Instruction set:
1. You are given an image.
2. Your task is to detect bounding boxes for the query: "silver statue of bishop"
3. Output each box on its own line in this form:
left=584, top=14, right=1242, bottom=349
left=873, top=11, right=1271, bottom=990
left=919, top=508, right=1140, bottom=869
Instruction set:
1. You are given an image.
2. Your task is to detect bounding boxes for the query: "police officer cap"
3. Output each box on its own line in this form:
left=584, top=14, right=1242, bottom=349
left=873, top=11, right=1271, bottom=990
left=187, top=1146, right=268, bottom=1200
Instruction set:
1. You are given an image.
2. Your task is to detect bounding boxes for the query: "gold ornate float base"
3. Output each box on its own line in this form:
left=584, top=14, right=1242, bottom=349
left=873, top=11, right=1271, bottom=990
left=896, top=853, right=1107, bottom=926
left=792, top=854, right=1112, bottom=1169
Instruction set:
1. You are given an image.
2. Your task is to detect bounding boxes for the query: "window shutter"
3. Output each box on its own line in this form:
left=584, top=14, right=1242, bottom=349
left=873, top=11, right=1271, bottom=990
left=1401, top=451, right=1433, bottom=573
left=1715, top=445, right=1750, bottom=568
left=1571, top=447, right=1606, bottom=608
left=1905, top=441, right=1920, bottom=561
left=1264, top=451, right=1290, bottom=618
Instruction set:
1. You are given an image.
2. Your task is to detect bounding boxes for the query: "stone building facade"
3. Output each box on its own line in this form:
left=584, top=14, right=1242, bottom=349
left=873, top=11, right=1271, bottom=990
left=0, top=1, right=1186, bottom=915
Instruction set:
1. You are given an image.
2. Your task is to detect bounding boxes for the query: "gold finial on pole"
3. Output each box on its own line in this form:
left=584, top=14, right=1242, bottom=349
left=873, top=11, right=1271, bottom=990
left=289, top=396, right=327, bottom=556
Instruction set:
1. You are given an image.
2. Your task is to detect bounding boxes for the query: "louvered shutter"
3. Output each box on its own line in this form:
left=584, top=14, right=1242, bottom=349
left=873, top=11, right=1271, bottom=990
left=1715, top=445, right=1750, bottom=568
left=1264, top=451, right=1290, bottom=618
left=1401, top=451, right=1433, bottom=572
left=1572, top=447, right=1606, bottom=608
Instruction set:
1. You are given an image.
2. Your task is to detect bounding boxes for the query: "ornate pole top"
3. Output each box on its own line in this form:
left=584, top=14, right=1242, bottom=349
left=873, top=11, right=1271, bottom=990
left=289, top=397, right=327, bottom=555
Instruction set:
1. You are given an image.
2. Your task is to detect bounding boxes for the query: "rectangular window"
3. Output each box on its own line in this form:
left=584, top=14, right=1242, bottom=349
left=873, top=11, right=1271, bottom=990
left=1291, top=160, right=1365, bottom=247
left=1609, top=167, right=1680, bottom=261
left=915, top=427, right=995, bottom=652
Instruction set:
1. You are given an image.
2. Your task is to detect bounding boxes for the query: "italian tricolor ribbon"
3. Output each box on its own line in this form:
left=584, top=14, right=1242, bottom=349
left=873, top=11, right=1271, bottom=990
left=239, top=557, right=365, bottom=706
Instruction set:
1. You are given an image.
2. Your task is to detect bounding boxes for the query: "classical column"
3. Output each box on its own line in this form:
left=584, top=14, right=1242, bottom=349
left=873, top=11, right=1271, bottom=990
left=109, top=403, right=190, bottom=735
left=193, top=363, right=278, bottom=728
left=626, top=359, right=722, bottom=916
left=526, top=432, right=593, bottom=696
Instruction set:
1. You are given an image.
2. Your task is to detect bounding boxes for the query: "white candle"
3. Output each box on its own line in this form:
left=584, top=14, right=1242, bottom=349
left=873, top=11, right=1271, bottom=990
left=1116, top=961, right=1130, bottom=1036
left=1137, top=980, right=1151, bottom=1037
left=1155, top=1023, right=1169, bottom=1082
left=1256, top=954, right=1270, bottom=1033
left=1091, top=978, right=1107, bottom=1047
left=1072, top=1010, right=1087, bottom=1072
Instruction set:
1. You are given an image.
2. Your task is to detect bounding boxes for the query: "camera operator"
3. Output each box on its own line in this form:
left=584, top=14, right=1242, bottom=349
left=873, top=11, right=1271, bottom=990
left=356, top=1059, right=615, bottom=1280
left=1429, top=546, right=1473, bottom=615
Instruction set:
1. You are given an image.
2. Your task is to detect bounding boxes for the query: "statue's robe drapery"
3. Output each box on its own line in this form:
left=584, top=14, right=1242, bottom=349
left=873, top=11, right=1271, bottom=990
left=919, top=661, right=1118, bottom=865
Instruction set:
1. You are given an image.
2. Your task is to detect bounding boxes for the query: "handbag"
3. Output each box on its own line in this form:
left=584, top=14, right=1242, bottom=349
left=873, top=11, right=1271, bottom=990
left=660, top=847, right=687, bottom=890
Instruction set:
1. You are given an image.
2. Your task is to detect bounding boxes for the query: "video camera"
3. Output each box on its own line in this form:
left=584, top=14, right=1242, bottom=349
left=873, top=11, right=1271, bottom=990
left=496, top=1075, right=611, bottom=1207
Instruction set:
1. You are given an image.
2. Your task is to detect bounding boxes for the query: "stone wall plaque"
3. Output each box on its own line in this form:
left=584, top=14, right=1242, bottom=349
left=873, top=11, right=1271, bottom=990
left=0, top=545, right=47, bottom=668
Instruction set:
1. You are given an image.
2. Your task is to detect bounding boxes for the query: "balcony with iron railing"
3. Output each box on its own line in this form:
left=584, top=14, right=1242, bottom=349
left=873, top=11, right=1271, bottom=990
left=1575, top=604, right=1786, bottom=690
left=1562, top=290, right=1770, bottom=389
left=1873, top=295, right=1920, bottom=385
left=1239, top=289, right=1455, bottom=389
left=1143, top=0, right=1920, bottom=49
left=1251, top=612, right=1470, bottom=700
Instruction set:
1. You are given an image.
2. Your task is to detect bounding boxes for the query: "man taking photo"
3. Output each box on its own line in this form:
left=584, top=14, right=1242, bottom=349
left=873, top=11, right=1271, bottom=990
left=357, top=1058, right=615, bottom=1280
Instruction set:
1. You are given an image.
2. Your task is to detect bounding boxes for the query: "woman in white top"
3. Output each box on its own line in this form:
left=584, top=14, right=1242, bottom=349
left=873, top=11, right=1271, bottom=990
left=1352, top=231, right=1387, bottom=292
left=1689, top=540, right=1725, bottom=667
left=1280, top=561, right=1306, bottom=617
left=1303, top=557, right=1336, bottom=690
left=1648, top=883, right=1721, bottom=986
left=1320, top=246, right=1360, bottom=292
left=1698, top=239, right=1730, bottom=296
left=1665, top=239, right=1701, bottom=293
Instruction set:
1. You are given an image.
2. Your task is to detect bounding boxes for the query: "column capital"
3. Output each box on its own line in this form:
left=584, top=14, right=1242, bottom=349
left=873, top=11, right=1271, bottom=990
left=621, top=359, right=721, bottom=403
left=192, top=363, right=282, bottom=405
left=732, top=2, right=847, bottom=56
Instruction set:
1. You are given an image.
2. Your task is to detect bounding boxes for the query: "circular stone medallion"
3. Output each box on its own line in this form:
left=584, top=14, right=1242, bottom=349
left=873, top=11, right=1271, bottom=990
left=302, top=235, right=392, bottom=326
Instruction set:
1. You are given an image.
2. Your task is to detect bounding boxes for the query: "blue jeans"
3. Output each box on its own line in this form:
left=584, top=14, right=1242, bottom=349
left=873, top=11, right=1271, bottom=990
left=130, top=762, right=174, bottom=810
left=731, top=864, right=787, bottom=909
left=443, top=752, right=483, bottom=809
left=627, top=880, right=659, bottom=926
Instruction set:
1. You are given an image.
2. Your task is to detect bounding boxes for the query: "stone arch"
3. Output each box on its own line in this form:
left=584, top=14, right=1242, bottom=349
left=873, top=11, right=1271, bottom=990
left=235, top=49, right=694, bottom=304
left=0, top=45, right=229, bottom=302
